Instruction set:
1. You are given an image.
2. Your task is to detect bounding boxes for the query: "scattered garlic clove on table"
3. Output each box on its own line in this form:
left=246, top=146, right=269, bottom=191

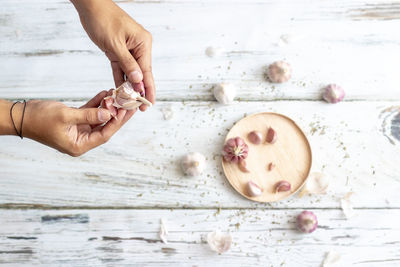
left=213, top=83, right=236, bottom=104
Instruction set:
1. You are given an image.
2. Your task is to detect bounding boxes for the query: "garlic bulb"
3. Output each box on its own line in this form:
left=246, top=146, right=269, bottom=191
left=205, top=46, right=223, bottom=58
left=222, top=137, right=249, bottom=163
left=247, top=180, right=262, bottom=197
left=213, top=83, right=236, bottom=104
left=181, top=152, right=206, bottom=176
left=299, top=172, right=330, bottom=196
left=323, top=84, right=345, bottom=104
left=103, top=81, right=152, bottom=110
left=207, top=230, right=232, bottom=253
left=296, top=210, right=318, bottom=233
left=267, top=61, right=292, bottom=83
left=159, top=218, right=169, bottom=244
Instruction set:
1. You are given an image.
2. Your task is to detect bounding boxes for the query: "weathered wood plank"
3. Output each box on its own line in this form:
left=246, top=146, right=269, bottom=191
left=0, top=208, right=399, bottom=266
left=0, top=101, right=399, bottom=208
left=1, top=0, right=400, bottom=100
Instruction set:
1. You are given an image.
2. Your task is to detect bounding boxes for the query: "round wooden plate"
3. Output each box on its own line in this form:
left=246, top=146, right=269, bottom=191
left=222, top=112, right=312, bottom=202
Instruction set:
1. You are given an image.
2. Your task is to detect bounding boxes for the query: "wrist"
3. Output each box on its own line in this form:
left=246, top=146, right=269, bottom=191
left=0, top=100, right=26, bottom=137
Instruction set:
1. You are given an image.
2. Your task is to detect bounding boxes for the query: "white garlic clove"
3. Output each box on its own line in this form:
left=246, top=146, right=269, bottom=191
left=265, top=127, right=277, bottom=144
left=238, top=160, right=250, bottom=173
left=322, top=251, right=342, bottom=267
left=181, top=152, right=206, bottom=176
left=247, top=131, right=263, bottom=145
left=322, top=84, right=345, bottom=104
left=207, top=230, right=232, bottom=253
left=213, top=83, right=236, bottom=104
left=299, top=172, right=330, bottom=197
left=341, top=192, right=356, bottom=219
left=205, top=46, right=223, bottom=58
left=109, top=81, right=152, bottom=110
left=247, top=180, right=262, bottom=197
left=267, top=61, right=292, bottom=83
left=296, top=210, right=318, bottom=233
left=159, top=218, right=169, bottom=244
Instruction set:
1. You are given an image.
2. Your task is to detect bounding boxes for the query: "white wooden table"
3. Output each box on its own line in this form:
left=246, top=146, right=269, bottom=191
left=1, top=0, right=400, bottom=266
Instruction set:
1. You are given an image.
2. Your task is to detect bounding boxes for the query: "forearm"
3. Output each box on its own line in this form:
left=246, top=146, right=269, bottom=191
left=0, top=99, right=23, bottom=136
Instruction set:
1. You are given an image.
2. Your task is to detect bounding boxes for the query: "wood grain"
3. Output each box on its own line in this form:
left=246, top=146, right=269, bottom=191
left=222, top=113, right=312, bottom=202
left=0, top=101, right=399, bottom=209
left=0, top=208, right=399, bottom=266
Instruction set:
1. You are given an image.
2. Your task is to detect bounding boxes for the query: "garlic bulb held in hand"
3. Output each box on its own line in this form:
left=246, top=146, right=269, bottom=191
left=103, top=81, right=152, bottom=110
left=323, top=84, right=345, bottom=104
left=222, top=137, right=249, bottom=163
left=213, top=83, right=236, bottom=104
left=296, top=211, right=318, bottom=233
left=207, top=230, right=232, bottom=254
left=267, top=61, right=292, bottom=83
left=247, top=180, right=262, bottom=197
left=181, top=152, right=206, bottom=176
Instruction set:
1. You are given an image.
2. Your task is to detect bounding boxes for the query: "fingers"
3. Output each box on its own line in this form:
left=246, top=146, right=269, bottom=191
left=140, top=70, right=155, bottom=111
left=111, top=62, right=125, bottom=88
left=69, top=107, right=111, bottom=125
left=87, top=108, right=136, bottom=148
left=136, top=33, right=155, bottom=110
left=80, top=90, right=108, bottom=108
left=112, top=45, right=143, bottom=84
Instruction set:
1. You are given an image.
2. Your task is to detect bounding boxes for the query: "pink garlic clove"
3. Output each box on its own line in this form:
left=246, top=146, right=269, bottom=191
left=274, top=180, right=291, bottom=193
left=267, top=61, right=292, bottom=83
left=265, top=127, right=277, bottom=144
left=268, top=162, right=276, bottom=171
left=222, top=137, right=249, bottom=163
left=238, top=160, right=250, bottom=173
left=110, top=81, right=152, bottom=110
left=296, top=211, right=318, bottom=233
left=322, top=84, right=345, bottom=104
left=247, top=180, right=263, bottom=197
left=247, top=131, right=263, bottom=145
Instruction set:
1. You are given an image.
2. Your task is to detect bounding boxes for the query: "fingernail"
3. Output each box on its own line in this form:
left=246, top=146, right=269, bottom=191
left=133, top=82, right=145, bottom=95
left=128, top=71, right=143, bottom=83
left=98, top=109, right=111, bottom=122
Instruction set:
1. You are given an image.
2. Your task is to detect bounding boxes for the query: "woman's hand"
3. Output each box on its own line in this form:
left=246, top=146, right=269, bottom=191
left=71, top=0, right=155, bottom=111
left=19, top=91, right=134, bottom=156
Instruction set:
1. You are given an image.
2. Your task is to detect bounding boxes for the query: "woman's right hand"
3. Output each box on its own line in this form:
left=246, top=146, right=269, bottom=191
left=19, top=91, right=134, bottom=156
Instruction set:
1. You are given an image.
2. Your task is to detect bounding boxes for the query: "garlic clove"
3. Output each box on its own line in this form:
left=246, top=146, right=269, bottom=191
left=322, top=84, right=345, bottom=104
left=267, top=61, right=292, bottom=83
left=205, top=46, right=223, bottom=58
left=109, top=81, right=152, bottom=110
left=181, top=152, right=206, bottom=176
left=213, top=83, right=236, bottom=104
left=247, top=131, right=262, bottom=145
left=275, top=180, right=291, bottom=193
left=238, top=159, right=250, bottom=173
left=247, top=180, right=263, bottom=197
left=299, top=172, right=329, bottom=196
left=159, top=218, right=169, bottom=244
left=267, top=162, right=276, bottom=171
left=207, top=230, right=232, bottom=254
left=265, top=127, right=277, bottom=144
left=322, top=251, right=342, bottom=267
left=296, top=210, right=318, bottom=233
left=341, top=192, right=356, bottom=219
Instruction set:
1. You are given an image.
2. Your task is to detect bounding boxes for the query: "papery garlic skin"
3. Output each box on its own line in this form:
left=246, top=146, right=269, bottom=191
left=205, top=46, right=223, bottom=58
left=207, top=230, right=232, bottom=254
left=267, top=61, right=292, bottom=83
left=104, top=81, right=152, bottom=110
left=296, top=210, right=318, bottom=233
left=323, top=251, right=342, bottom=267
left=247, top=180, right=262, bottom=197
left=222, top=137, right=249, bottom=163
left=323, top=84, right=345, bottom=104
left=300, top=172, right=329, bottom=196
left=181, top=152, right=206, bottom=176
left=341, top=192, right=356, bottom=219
left=213, top=83, right=236, bottom=104
left=159, top=218, right=169, bottom=244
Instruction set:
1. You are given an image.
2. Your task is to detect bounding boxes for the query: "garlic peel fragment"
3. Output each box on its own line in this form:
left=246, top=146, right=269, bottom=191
left=322, top=251, right=342, bottom=267
left=341, top=192, right=356, bottom=219
left=181, top=152, right=206, bottom=176
left=207, top=230, right=232, bottom=253
left=300, top=172, right=329, bottom=196
left=159, top=218, right=169, bottom=244
left=247, top=180, right=262, bottom=197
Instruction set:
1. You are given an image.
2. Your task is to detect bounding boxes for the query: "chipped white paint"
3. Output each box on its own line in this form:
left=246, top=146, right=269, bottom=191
left=0, top=0, right=400, bottom=266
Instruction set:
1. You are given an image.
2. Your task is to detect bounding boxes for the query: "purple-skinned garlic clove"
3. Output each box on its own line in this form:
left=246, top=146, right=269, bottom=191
left=265, top=127, right=277, bottom=144
left=247, top=131, right=263, bottom=145
left=238, top=160, right=250, bottom=173
left=322, top=84, right=345, bottom=104
left=222, top=137, right=249, bottom=163
left=247, top=180, right=262, bottom=197
left=267, top=61, right=292, bottom=83
left=274, top=180, right=291, bottom=193
left=296, top=211, right=318, bottom=233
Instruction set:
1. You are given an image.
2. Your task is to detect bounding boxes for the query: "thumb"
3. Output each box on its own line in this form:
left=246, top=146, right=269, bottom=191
left=114, top=45, right=143, bottom=83
left=70, top=108, right=111, bottom=125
